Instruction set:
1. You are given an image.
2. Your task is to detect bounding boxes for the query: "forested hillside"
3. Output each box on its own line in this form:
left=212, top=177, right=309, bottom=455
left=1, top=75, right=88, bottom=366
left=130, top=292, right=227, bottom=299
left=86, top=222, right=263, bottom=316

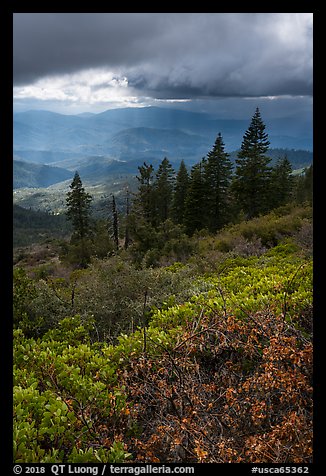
left=13, top=160, right=72, bottom=189
left=13, top=205, right=71, bottom=248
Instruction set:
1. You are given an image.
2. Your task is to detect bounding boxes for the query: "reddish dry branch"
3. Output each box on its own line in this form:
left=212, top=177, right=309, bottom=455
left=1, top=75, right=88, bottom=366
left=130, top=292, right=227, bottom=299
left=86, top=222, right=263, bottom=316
left=119, top=310, right=313, bottom=463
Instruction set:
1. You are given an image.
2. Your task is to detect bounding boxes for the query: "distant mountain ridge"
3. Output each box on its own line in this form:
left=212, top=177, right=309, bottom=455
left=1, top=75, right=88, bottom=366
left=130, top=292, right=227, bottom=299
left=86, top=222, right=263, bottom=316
left=13, top=160, right=73, bottom=189
left=14, top=106, right=313, bottom=167
left=13, top=106, right=313, bottom=213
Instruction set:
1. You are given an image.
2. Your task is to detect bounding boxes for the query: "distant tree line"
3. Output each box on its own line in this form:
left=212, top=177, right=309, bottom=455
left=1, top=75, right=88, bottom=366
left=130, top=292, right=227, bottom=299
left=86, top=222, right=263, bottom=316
left=64, top=108, right=312, bottom=267
left=132, top=108, right=312, bottom=234
left=13, top=204, right=71, bottom=248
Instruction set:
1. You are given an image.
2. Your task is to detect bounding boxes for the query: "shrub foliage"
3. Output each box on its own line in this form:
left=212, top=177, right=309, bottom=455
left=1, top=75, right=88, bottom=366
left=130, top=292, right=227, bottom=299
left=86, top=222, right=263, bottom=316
left=13, top=232, right=313, bottom=463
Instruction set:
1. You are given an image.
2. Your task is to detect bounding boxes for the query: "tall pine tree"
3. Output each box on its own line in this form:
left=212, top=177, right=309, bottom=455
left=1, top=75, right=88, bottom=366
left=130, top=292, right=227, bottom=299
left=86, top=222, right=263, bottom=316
left=111, top=194, right=119, bottom=251
left=65, top=171, right=93, bottom=267
left=233, top=107, right=271, bottom=218
left=172, top=159, right=189, bottom=225
left=66, top=171, right=92, bottom=241
left=124, top=188, right=131, bottom=250
left=135, top=162, right=155, bottom=224
left=203, top=132, right=233, bottom=232
left=269, top=156, right=294, bottom=209
left=153, top=157, right=175, bottom=225
left=295, top=164, right=313, bottom=205
left=184, top=161, right=206, bottom=235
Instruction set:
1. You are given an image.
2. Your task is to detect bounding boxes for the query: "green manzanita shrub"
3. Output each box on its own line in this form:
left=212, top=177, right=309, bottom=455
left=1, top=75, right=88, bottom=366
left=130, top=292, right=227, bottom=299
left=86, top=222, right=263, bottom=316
left=13, top=231, right=313, bottom=463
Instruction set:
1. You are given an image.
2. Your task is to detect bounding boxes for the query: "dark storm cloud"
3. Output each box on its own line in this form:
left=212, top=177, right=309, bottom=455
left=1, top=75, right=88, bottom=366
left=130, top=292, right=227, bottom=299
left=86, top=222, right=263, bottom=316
left=13, top=13, right=159, bottom=83
left=13, top=13, right=313, bottom=98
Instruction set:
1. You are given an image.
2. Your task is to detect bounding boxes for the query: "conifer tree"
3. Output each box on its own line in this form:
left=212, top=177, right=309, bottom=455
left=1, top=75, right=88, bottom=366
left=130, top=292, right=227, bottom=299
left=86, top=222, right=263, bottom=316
left=153, top=157, right=175, bottom=225
left=124, top=188, right=131, bottom=250
left=65, top=171, right=93, bottom=268
left=184, top=161, right=206, bottom=235
left=269, top=156, right=294, bottom=209
left=136, top=162, right=155, bottom=224
left=203, top=132, right=233, bottom=232
left=295, top=164, right=313, bottom=204
left=111, top=194, right=119, bottom=251
left=303, top=164, right=313, bottom=204
left=233, top=108, right=271, bottom=218
left=66, top=171, right=92, bottom=241
left=172, top=159, right=189, bottom=225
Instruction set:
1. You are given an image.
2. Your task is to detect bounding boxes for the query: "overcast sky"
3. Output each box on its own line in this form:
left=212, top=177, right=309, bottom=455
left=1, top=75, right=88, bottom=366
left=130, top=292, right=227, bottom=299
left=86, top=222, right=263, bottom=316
left=13, top=13, right=313, bottom=118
